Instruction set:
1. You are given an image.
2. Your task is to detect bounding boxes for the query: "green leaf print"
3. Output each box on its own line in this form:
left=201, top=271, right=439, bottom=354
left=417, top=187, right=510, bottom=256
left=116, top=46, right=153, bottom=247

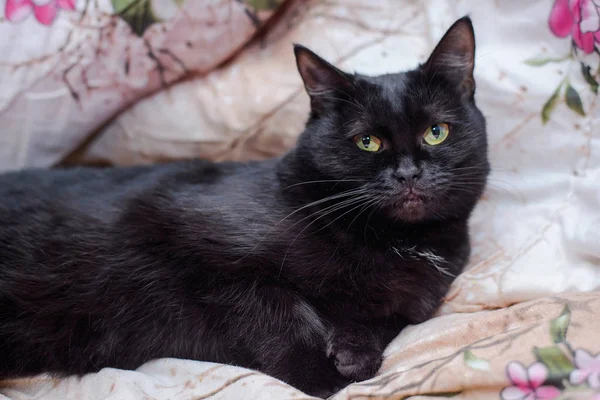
left=542, top=82, right=563, bottom=124
left=524, top=55, right=571, bottom=66
left=534, top=346, right=574, bottom=381
left=550, top=305, right=571, bottom=344
left=463, top=350, right=490, bottom=371
left=112, top=0, right=184, bottom=36
left=245, top=0, right=286, bottom=10
left=580, top=63, right=599, bottom=94
left=565, top=84, right=585, bottom=117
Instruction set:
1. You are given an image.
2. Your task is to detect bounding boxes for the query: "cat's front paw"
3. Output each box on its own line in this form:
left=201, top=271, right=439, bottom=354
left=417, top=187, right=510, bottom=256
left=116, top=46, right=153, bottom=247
left=327, top=327, right=383, bottom=381
left=330, top=343, right=382, bottom=381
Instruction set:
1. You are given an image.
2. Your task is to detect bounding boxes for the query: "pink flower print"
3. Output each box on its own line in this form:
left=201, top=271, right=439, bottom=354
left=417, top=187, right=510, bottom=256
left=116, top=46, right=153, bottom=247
left=501, top=362, right=562, bottom=400
left=4, top=0, right=32, bottom=22
left=549, top=0, right=600, bottom=54
left=33, top=1, right=58, bottom=25
left=570, top=349, right=600, bottom=389
left=4, top=0, right=75, bottom=25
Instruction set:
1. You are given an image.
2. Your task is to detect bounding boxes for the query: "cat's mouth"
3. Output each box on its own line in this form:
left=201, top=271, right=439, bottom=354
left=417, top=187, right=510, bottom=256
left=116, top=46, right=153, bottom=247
left=403, top=192, right=424, bottom=204
left=390, top=191, right=429, bottom=221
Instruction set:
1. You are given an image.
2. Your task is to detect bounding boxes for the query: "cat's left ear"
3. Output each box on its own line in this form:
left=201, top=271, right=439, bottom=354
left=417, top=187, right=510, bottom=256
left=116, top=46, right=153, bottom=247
left=294, top=44, right=353, bottom=111
left=423, top=17, right=476, bottom=98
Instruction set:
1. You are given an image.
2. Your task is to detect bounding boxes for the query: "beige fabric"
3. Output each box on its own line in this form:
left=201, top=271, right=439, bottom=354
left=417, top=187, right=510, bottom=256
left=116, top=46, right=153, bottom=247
left=0, top=0, right=280, bottom=171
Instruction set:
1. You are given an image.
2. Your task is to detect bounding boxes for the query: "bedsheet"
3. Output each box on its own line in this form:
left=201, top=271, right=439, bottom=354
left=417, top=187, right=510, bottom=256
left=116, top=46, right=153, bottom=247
left=1, top=0, right=599, bottom=399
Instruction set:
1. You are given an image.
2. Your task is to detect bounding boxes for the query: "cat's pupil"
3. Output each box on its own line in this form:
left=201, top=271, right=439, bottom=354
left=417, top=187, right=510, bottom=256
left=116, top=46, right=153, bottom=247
left=431, top=125, right=441, bottom=138
left=362, top=136, right=371, bottom=147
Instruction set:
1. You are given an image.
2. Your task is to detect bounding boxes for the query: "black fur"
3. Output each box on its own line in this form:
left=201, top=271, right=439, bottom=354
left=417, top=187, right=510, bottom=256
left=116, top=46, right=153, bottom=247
left=0, top=18, right=488, bottom=398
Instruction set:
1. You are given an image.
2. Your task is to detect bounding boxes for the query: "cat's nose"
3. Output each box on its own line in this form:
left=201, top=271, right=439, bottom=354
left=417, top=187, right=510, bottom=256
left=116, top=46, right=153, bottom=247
left=395, top=167, right=422, bottom=187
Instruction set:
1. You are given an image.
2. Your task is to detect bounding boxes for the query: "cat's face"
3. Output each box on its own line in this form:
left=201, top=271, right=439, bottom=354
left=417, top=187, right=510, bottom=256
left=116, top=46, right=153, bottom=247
left=294, top=17, right=489, bottom=222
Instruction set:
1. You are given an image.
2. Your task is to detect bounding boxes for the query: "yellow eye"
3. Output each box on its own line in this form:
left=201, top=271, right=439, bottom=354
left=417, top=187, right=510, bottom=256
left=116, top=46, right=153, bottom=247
left=423, top=123, right=450, bottom=145
left=353, top=135, right=382, bottom=152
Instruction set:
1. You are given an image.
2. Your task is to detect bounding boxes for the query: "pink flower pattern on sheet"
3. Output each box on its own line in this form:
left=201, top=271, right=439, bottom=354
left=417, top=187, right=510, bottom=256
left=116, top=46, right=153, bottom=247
left=570, top=349, right=600, bottom=389
left=532, top=0, right=600, bottom=123
left=500, top=362, right=561, bottom=400
left=549, top=0, right=600, bottom=53
left=4, top=0, right=75, bottom=25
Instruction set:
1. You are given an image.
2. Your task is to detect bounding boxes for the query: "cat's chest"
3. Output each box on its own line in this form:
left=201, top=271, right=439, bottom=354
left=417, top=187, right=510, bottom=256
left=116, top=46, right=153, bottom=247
left=311, top=245, right=457, bottom=320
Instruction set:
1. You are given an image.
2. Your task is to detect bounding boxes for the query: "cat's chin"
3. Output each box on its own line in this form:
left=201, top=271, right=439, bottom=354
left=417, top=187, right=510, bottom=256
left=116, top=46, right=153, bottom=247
left=388, top=193, right=429, bottom=222
left=391, top=204, right=427, bottom=222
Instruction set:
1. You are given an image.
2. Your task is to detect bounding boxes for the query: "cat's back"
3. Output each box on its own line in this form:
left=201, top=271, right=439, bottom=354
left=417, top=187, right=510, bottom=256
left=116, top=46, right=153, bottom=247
left=0, top=159, right=274, bottom=213
left=0, top=159, right=281, bottom=265
left=0, top=165, right=156, bottom=232
left=0, top=166, right=147, bottom=213
left=0, top=161, right=211, bottom=206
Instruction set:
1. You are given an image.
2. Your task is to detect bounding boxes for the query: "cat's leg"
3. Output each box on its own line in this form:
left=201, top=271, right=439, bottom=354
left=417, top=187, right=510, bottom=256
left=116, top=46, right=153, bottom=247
left=262, top=342, right=351, bottom=399
left=326, top=315, right=409, bottom=381
left=326, top=324, right=383, bottom=382
left=327, top=290, right=446, bottom=381
left=220, top=285, right=351, bottom=398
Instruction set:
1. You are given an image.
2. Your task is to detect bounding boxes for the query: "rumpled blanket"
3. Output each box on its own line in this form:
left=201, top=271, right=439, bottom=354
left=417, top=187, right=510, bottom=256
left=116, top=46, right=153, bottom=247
left=1, top=0, right=600, bottom=399
left=0, top=0, right=282, bottom=170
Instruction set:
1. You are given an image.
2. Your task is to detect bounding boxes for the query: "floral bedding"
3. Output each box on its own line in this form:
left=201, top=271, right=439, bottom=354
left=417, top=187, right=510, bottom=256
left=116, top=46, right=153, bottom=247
left=0, top=0, right=283, bottom=170
left=1, top=0, right=600, bottom=399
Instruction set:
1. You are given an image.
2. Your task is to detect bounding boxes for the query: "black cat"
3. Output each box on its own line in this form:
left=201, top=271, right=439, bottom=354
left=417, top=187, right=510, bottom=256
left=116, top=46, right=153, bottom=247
left=0, top=17, right=488, bottom=398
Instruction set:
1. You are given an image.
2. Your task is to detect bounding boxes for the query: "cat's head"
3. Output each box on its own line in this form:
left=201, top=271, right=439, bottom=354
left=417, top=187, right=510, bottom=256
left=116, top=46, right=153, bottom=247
left=292, top=17, right=489, bottom=223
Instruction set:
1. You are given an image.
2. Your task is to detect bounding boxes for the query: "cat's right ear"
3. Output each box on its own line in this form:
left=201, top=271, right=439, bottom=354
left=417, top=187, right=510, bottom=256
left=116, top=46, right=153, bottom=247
left=422, top=17, right=476, bottom=99
left=294, top=44, right=352, bottom=112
